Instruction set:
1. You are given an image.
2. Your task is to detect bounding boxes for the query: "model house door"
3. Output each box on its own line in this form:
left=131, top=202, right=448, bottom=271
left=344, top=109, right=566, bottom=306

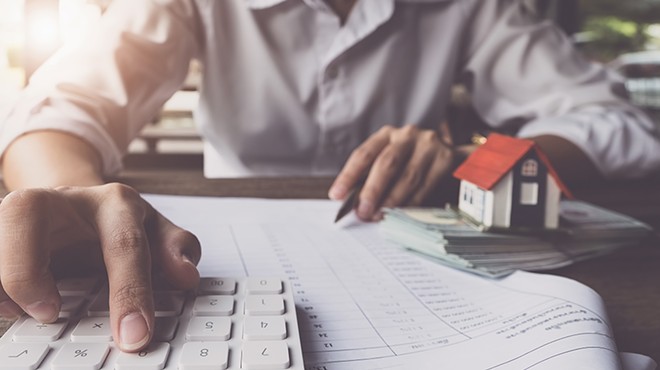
left=510, top=157, right=547, bottom=228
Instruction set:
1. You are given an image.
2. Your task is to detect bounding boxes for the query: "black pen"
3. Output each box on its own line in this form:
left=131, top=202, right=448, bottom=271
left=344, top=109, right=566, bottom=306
left=333, top=182, right=364, bottom=223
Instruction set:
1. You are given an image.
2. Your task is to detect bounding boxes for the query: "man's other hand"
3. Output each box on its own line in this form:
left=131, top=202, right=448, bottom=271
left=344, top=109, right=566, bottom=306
left=329, top=125, right=455, bottom=221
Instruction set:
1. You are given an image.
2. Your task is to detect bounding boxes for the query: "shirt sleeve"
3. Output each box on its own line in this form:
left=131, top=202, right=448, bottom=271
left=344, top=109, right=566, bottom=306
left=461, top=0, right=660, bottom=178
left=0, top=0, right=201, bottom=176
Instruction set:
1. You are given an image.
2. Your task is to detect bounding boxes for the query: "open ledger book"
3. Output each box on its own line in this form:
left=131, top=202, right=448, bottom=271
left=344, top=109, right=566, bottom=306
left=144, top=194, right=657, bottom=370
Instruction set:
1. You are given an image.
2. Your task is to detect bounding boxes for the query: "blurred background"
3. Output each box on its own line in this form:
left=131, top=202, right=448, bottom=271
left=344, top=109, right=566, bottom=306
left=0, top=0, right=202, bottom=166
left=1, top=0, right=660, bottom=165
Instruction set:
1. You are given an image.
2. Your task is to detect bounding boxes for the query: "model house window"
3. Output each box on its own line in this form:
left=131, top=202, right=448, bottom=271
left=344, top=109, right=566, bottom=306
left=520, top=182, right=539, bottom=205
left=521, top=159, right=538, bottom=177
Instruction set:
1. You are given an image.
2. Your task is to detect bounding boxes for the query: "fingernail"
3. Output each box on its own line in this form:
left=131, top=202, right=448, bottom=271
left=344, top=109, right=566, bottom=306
left=119, top=312, right=150, bottom=351
left=25, top=301, right=57, bottom=323
left=182, top=253, right=198, bottom=266
left=358, top=201, right=374, bottom=219
left=0, top=301, right=23, bottom=319
left=328, top=185, right=347, bottom=200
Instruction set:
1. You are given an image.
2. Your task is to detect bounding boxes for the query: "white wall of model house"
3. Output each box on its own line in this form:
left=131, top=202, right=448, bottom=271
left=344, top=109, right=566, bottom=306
left=542, top=176, right=561, bottom=228
left=458, top=173, right=561, bottom=229
left=458, top=180, right=487, bottom=223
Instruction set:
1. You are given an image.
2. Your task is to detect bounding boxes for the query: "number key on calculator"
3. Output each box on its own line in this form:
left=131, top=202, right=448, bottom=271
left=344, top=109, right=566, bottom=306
left=0, top=276, right=304, bottom=370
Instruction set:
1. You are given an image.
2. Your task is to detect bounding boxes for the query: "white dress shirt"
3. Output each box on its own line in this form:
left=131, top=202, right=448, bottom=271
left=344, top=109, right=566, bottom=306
left=2, top=0, right=659, bottom=178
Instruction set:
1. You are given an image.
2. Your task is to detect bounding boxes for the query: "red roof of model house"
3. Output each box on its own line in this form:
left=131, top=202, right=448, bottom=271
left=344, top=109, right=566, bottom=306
left=453, top=133, right=574, bottom=198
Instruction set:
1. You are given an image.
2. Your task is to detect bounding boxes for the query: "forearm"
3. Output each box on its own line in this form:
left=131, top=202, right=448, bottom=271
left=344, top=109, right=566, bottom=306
left=530, top=135, right=601, bottom=188
left=2, top=131, right=104, bottom=190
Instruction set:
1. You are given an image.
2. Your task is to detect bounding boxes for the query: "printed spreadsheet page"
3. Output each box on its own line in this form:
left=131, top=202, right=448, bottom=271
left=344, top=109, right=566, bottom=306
left=143, top=194, right=655, bottom=370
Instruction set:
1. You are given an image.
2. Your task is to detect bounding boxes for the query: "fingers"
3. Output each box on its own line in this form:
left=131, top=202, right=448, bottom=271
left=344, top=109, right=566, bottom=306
left=92, top=184, right=201, bottom=352
left=93, top=184, right=154, bottom=352
left=357, top=126, right=447, bottom=221
left=380, top=131, right=440, bottom=208
left=0, top=198, right=16, bottom=320
left=357, top=140, right=414, bottom=219
left=329, top=126, right=393, bottom=201
left=333, top=126, right=455, bottom=221
left=0, top=291, right=23, bottom=319
left=147, top=208, right=201, bottom=291
left=409, top=147, right=455, bottom=206
left=0, top=183, right=201, bottom=355
left=0, top=190, right=61, bottom=323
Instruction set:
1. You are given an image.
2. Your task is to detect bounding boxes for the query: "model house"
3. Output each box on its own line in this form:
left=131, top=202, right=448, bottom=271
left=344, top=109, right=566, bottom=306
left=453, top=133, right=572, bottom=230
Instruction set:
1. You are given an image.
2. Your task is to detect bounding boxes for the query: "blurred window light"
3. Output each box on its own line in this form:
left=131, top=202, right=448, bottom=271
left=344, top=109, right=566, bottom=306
left=60, top=0, right=102, bottom=47
left=24, top=0, right=104, bottom=51
left=25, top=2, right=60, bottom=53
left=0, top=0, right=25, bottom=60
left=24, top=0, right=61, bottom=78
left=0, top=0, right=27, bottom=88
left=0, top=0, right=25, bottom=40
left=0, top=0, right=103, bottom=83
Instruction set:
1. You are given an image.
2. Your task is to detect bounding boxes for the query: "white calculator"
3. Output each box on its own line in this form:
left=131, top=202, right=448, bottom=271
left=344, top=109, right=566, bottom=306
left=0, top=276, right=304, bottom=370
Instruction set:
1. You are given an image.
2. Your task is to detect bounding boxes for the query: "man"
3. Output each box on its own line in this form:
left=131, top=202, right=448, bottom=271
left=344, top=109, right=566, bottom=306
left=0, top=0, right=658, bottom=353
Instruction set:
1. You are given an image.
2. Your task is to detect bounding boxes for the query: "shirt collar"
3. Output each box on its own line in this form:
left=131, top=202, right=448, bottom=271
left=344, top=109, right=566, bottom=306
left=244, top=0, right=454, bottom=10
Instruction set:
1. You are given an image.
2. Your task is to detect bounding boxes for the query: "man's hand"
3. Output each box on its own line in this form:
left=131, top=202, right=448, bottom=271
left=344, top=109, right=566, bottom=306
left=329, top=125, right=455, bottom=221
left=0, top=183, right=201, bottom=352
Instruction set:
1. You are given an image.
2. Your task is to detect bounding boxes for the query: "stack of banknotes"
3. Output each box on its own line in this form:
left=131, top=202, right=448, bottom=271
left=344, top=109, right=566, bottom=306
left=380, top=200, right=651, bottom=277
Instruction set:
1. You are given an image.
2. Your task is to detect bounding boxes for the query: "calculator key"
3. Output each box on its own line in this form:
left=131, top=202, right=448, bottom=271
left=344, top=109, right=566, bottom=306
left=193, top=296, right=234, bottom=316
left=70, top=317, right=112, bottom=342
left=245, top=295, right=285, bottom=315
left=242, top=341, right=290, bottom=370
left=153, top=317, right=179, bottom=342
left=199, top=278, right=236, bottom=295
left=0, top=276, right=303, bottom=370
left=0, top=342, right=49, bottom=370
left=153, top=293, right=185, bottom=317
left=13, top=318, right=67, bottom=342
left=115, top=342, right=170, bottom=370
left=185, top=317, right=232, bottom=341
left=179, top=341, right=229, bottom=370
left=51, top=343, right=109, bottom=370
left=246, top=278, right=283, bottom=294
left=57, top=277, right=100, bottom=296
left=59, top=296, right=86, bottom=318
left=244, top=316, right=287, bottom=340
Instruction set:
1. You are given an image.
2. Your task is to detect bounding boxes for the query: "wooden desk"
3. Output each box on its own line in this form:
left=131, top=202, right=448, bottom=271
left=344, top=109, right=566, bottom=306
left=2, top=166, right=660, bottom=362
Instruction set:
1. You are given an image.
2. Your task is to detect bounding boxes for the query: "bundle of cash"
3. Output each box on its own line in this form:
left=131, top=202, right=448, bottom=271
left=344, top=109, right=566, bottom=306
left=380, top=200, right=651, bottom=277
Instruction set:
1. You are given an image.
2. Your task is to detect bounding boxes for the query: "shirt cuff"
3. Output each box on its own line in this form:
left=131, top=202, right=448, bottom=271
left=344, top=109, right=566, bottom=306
left=516, top=107, right=660, bottom=179
left=0, top=97, right=124, bottom=177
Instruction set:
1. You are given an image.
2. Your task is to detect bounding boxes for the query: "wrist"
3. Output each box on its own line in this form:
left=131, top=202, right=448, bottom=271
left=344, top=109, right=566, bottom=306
left=2, top=132, right=104, bottom=190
